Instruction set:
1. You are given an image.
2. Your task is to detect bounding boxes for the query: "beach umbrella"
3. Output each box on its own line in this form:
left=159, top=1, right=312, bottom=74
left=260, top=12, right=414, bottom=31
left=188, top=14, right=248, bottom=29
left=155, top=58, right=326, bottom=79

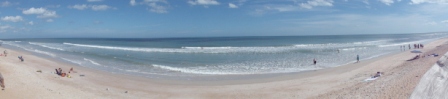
left=410, top=50, right=422, bottom=53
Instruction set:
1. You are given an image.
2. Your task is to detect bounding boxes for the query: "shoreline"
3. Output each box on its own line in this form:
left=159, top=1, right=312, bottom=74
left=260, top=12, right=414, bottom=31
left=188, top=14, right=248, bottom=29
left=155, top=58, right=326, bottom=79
left=0, top=44, right=399, bottom=86
left=0, top=38, right=447, bottom=98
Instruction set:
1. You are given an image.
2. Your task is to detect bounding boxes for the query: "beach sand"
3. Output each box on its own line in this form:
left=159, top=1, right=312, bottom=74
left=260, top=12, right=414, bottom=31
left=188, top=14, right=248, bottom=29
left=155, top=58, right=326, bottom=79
left=1, top=38, right=448, bottom=99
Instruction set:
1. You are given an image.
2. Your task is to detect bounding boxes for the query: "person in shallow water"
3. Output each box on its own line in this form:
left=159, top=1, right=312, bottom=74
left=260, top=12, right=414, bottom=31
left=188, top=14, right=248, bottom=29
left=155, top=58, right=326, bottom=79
left=313, top=58, right=317, bottom=65
left=357, top=55, right=360, bottom=63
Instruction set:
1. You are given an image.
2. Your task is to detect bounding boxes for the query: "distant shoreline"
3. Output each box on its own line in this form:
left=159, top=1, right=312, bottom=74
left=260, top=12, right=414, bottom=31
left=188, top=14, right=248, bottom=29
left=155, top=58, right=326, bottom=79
left=0, top=31, right=447, bottom=40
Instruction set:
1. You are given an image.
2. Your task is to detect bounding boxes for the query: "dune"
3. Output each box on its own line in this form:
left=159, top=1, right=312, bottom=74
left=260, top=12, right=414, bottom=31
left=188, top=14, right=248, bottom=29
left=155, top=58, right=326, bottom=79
left=410, top=52, right=448, bottom=99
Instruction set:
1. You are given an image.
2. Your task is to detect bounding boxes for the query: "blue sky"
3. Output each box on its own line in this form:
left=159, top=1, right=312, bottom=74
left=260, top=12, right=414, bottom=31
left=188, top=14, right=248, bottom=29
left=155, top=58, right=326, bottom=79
left=0, top=0, right=447, bottom=38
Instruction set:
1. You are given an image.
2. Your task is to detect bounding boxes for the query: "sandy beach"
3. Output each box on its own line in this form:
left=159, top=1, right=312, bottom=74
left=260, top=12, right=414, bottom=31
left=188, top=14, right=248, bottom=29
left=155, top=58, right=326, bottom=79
left=1, top=38, right=448, bottom=99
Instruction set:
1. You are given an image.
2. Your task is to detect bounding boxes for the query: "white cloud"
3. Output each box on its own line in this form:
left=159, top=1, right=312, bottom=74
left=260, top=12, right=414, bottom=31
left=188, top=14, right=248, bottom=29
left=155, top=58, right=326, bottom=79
left=91, top=5, right=113, bottom=11
left=229, top=3, right=238, bottom=8
left=69, top=4, right=115, bottom=11
left=279, top=14, right=448, bottom=35
left=147, top=3, right=168, bottom=13
left=23, top=7, right=47, bottom=14
left=87, top=0, right=103, bottom=2
left=22, top=7, right=58, bottom=18
left=411, top=0, right=448, bottom=4
left=46, top=5, right=61, bottom=8
left=70, top=4, right=89, bottom=10
left=144, top=0, right=168, bottom=3
left=94, top=20, right=102, bottom=24
left=379, top=0, right=394, bottom=5
left=1, top=16, right=24, bottom=22
left=269, top=5, right=299, bottom=12
left=130, top=0, right=137, bottom=6
left=363, top=0, right=370, bottom=4
left=300, top=0, right=333, bottom=9
left=188, top=0, right=220, bottom=5
left=39, top=11, right=58, bottom=18
left=1, top=1, right=11, bottom=7
left=28, top=21, right=34, bottom=25
left=141, top=0, right=169, bottom=13
left=46, top=19, right=54, bottom=22
left=425, top=21, right=437, bottom=25
left=232, top=0, right=247, bottom=7
left=442, top=20, right=448, bottom=23
left=0, top=25, right=13, bottom=33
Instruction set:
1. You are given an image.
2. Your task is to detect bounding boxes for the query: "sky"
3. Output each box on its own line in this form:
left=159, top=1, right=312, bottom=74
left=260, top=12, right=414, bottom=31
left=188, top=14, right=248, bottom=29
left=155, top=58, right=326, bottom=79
left=0, top=0, right=447, bottom=38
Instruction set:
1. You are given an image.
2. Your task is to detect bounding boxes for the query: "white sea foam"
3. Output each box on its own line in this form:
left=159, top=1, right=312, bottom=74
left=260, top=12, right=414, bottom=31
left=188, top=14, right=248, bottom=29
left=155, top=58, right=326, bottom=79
left=340, top=47, right=367, bottom=51
left=3, top=41, right=28, bottom=49
left=63, top=42, right=295, bottom=53
left=83, top=58, right=102, bottom=66
left=4, top=41, right=57, bottom=57
left=152, top=64, right=245, bottom=75
left=61, top=58, right=82, bottom=65
left=294, top=39, right=391, bottom=48
left=29, top=42, right=65, bottom=51
left=378, top=39, right=433, bottom=47
left=33, top=49, right=56, bottom=57
left=62, top=40, right=400, bottom=54
left=65, top=42, right=374, bottom=54
left=152, top=64, right=320, bottom=75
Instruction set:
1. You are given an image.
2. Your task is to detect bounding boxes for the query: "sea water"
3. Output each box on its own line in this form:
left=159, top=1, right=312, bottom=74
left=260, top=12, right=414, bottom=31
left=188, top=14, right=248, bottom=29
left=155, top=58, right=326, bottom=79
left=1, top=33, right=448, bottom=79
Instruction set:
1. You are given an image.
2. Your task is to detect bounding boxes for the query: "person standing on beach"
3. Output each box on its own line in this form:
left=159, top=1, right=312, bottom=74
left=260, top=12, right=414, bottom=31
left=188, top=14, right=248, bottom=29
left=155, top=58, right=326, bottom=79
left=3, top=50, right=7, bottom=57
left=313, top=58, right=317, bottom=65
left=357, top=55, right=360, bottom=63
left=0, top=72, right=4, bottom=90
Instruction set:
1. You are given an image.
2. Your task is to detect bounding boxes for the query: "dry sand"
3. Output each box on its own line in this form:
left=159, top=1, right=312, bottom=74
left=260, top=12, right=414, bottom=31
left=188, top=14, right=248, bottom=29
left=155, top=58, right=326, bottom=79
left=1, top=38, right=448, bottom=99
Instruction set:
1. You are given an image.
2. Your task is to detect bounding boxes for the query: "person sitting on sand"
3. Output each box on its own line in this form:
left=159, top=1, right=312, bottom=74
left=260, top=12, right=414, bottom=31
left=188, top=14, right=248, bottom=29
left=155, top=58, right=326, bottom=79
left=58, top=68, right=63, bottom=75
left=69, top=67, right=75, bottom=73
left=55, top=69, right=61, bottom=75
left=18, top=56, right=24, bottom=62
left=0, top=72, right=5, bottom=90
left=408, top=55, right=420, bottom=61
left=373, top=72, right=381, bottom=78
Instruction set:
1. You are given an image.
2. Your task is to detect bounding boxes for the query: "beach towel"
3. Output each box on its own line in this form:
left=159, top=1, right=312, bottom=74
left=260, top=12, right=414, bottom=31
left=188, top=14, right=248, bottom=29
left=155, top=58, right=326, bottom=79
left=364, top=77, right=378, bottom=82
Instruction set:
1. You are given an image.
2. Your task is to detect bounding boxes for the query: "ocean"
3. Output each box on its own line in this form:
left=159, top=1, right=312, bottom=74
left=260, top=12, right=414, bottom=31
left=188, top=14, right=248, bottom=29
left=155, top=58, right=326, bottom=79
left=1, top=33, right=447, bottom=79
